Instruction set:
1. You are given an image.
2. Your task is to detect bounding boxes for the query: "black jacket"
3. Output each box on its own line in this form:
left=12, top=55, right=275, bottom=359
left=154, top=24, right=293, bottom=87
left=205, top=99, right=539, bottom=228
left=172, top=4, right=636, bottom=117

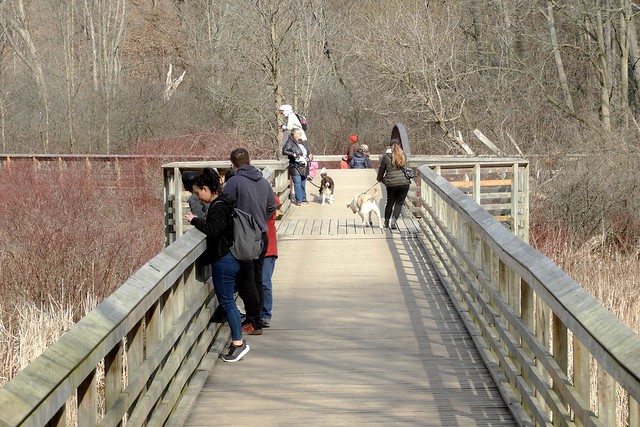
left=190, top=193, right=235, bottom=263
left=282, top=137, right=311, bottom=177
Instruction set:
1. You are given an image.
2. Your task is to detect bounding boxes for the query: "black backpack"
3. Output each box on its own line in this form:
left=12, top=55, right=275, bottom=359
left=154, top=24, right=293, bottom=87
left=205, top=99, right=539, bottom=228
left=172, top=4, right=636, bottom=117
left=296, top=113, right=308, bottom=131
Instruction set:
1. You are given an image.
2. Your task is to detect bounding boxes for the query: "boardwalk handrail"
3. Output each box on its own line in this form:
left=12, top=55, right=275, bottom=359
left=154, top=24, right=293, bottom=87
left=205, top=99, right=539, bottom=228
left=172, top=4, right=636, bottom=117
left=415, top=165, right=640, bottom=426
left=162, top=160, right=289, bottom=246
left=0, top=229, right=214, bottom=426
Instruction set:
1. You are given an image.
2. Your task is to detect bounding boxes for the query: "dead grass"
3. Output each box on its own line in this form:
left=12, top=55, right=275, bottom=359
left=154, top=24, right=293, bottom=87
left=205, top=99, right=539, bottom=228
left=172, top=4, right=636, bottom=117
left=531, top=222, right=640, bottom=335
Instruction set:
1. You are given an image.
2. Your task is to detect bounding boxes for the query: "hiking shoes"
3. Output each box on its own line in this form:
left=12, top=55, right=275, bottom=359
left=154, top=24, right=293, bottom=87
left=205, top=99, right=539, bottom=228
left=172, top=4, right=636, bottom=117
left=242, top=323, right=263, bottom=335
left=220, top=340, right=250, bottom=363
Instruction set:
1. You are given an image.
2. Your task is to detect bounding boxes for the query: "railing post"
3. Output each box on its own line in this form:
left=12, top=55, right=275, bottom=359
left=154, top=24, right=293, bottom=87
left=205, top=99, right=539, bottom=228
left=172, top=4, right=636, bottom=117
left=521, top=163, right=530, bottom=243
left=598, top=366, right=617, bottom=426
left=573, top=336, right=590, bottom=427
left=473, top=164, right=481, bottom=204
left=126, top=321, right=145, bottom=419
left=511, top=163, right=519, bottom=236
left=104, top=341, right=124, bottom=421
left=630, top=396, right=639, bottom=426
left=552, top=313, right=568, bottom=425
left=77, top=369, right=98, bottom=427
left=536, top=294, right=551, bottom=417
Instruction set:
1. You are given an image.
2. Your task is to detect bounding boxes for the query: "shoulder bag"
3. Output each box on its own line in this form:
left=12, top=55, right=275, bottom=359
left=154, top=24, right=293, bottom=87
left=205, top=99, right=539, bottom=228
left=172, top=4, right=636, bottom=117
left=400, top=166, right=415, bottom=180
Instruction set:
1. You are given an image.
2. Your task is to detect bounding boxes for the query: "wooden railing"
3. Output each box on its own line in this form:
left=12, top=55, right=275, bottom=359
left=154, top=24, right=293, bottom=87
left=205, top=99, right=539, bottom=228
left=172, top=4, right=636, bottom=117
left=0, top=154, right=215, bottom=190
left=162, top=160, right=290, bottom=246
left=0, top=167, right=281, bottom=427
left=415, top=165, right=640, bottom=427
left=0, top=229, right=214, bottom=426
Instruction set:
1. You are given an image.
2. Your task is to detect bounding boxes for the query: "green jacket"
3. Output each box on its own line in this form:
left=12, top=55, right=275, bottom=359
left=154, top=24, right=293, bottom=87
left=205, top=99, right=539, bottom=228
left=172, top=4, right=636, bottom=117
left=377, top=152, right=410, bottom=187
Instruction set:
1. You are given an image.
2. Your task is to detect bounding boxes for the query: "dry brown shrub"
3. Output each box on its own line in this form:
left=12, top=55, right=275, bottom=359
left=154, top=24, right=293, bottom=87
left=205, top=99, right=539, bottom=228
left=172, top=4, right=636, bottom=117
left=531, top=202, right=640, bottom=335
left=0, top=159, right=165, bottom=385
left=0, top=163, right=164, bottom=319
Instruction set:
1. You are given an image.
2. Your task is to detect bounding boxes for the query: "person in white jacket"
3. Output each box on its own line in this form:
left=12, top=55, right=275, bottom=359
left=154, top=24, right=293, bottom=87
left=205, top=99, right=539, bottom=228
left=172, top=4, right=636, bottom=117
left=279, top=104, right=307, bottom=143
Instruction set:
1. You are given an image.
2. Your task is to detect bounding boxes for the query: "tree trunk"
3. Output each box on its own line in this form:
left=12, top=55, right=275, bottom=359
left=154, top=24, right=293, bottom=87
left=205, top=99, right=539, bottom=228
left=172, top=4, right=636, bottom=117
left=546, top=1, right=575, bottom=114
left=594, top=4, right=612, bottom=131
left=81, top=0, right=127, bottom=152
left=0, top=0, right=50, bottom=152
left=60, top=0, right=77, bottom=151
left=620, top=0, right=630, bottom=128
left=625, top=0, right=640, bottom=110
left=469, top=0, right=483, bottom=64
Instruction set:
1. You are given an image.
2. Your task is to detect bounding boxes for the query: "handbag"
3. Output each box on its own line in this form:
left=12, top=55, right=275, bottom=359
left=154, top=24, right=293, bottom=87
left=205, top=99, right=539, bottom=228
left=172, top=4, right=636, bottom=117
left=400, top=166, right=415, bottom=179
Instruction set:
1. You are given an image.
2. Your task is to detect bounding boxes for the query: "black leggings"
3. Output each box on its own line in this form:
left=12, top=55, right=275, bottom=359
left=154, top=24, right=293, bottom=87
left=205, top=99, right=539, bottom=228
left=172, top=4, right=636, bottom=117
left=384, top=185, right=410, bottom=220
left=235, top=233, right=268, bottom=327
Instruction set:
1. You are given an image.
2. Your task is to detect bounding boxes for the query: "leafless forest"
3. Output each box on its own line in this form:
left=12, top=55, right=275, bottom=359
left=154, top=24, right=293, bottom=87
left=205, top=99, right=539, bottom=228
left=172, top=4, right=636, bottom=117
left=0, top=0, right=639, bottom=383
left=1, top=0, right=640, bottom=236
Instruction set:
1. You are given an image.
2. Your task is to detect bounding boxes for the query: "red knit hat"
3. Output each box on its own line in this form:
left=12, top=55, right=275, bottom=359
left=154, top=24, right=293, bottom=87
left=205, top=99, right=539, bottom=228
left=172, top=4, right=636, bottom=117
left=349, top=134, right=358, bottom=143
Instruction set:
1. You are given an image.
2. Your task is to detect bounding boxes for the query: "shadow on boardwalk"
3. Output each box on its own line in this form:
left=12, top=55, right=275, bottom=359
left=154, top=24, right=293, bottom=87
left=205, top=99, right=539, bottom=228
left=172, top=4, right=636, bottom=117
left=183, top=170, right=516, bottom=426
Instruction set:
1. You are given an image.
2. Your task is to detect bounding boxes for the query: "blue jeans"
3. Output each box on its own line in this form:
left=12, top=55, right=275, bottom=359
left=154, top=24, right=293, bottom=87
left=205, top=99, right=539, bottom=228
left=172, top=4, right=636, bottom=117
left=211, top=251, right=243, bottom=341
left=292, top=175, right=307, bottom=202
left=261, top=256, right=277, bottom=320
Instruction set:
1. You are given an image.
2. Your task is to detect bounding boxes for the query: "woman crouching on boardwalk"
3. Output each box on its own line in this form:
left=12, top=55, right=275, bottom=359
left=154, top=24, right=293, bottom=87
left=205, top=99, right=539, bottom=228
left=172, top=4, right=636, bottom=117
left=184, top=167, right=249, bottom=362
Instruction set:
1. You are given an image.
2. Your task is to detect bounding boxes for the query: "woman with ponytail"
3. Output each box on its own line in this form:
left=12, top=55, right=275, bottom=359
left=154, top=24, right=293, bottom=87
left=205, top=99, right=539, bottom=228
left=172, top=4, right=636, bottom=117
left=376, top=139, right=411, bottom=229
left=184, top=167, right=250, bottom=362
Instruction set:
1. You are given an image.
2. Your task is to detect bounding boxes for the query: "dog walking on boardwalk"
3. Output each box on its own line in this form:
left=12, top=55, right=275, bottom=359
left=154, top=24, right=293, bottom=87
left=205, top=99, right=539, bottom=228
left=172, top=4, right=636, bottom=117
left=346, top=186, right=383, bottom=228
left=319, top=168, right=334, bottom=205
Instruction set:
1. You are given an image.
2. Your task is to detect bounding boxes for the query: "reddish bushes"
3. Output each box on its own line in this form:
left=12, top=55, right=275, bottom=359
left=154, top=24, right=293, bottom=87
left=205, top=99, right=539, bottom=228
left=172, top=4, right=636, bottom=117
left=0, top=161, right=164, bottom=323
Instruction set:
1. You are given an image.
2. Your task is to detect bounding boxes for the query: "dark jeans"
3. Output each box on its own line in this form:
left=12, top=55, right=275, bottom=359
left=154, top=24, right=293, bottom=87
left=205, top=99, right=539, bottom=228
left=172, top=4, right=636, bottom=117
left=384, top=185, right=410, bottom=220
left=235, top=232, right=268, bottom=328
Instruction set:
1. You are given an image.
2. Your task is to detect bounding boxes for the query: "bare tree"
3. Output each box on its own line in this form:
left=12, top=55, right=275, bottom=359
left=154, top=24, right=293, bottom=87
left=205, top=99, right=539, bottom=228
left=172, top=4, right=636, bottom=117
left=545, top=1, right=575, bottom=115
left=56, top=0, right=78, bottom=151
left=0, top=0, right=50, bottom=153
left=347, top=1, right=470, bottom=152
left=80, top=0, right=127, bottom=153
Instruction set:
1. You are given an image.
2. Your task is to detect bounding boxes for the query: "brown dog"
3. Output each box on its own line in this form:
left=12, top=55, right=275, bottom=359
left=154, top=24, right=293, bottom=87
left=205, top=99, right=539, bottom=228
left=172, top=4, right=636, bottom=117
left=319, top=168, right=334, bottom=205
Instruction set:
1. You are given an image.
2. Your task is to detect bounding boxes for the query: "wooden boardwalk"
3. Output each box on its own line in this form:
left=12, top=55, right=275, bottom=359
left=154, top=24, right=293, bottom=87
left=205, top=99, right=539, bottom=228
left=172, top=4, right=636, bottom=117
left=183, top=170, right=516, bottom=426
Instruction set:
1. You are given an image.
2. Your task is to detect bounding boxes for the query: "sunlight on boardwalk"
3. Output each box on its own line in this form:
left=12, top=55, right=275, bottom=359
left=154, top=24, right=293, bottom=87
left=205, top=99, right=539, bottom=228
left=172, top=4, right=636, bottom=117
left=183, top=170, right=516, bottom=426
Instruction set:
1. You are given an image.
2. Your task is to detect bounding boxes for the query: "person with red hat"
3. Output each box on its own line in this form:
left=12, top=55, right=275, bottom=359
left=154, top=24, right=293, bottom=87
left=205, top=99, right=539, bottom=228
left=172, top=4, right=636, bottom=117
left=342, top=134, right=361, bottom=169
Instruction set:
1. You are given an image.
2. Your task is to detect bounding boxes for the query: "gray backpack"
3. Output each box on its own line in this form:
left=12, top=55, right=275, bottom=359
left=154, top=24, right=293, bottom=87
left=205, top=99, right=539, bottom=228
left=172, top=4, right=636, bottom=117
left=229, top=207, right=263, bottom=261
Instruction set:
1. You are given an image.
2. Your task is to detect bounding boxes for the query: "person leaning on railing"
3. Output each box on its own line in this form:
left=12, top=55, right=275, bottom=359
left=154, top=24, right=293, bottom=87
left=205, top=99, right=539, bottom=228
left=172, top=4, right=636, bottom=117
left=184, top=168, right=250, bottom=363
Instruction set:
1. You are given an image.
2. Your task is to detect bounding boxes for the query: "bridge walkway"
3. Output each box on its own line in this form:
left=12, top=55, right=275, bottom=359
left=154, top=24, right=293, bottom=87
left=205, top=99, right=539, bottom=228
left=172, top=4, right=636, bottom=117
left=183, top=169, right=516, bottom=426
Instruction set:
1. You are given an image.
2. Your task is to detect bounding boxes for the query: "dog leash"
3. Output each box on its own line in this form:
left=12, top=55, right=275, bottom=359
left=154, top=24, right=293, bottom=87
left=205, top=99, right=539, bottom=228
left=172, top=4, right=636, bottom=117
left=292, top=164, right=323, bottom=189
left=306, top=176, right=322, bottom=189
left=359, top=181, right=379, bottom=195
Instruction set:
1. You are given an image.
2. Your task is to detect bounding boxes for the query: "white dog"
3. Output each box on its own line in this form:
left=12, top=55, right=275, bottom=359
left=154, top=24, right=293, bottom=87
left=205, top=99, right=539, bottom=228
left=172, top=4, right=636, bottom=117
left=319, top=168, right=334, bottom=205
left=346, top=187, right=383, bottom=228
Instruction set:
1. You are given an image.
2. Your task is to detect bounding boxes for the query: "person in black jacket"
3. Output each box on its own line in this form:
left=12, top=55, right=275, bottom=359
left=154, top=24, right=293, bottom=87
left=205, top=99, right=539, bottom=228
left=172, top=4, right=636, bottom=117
left=282, top=128, right=312, bottom=206
left=184, top=168, right=250, bottom=363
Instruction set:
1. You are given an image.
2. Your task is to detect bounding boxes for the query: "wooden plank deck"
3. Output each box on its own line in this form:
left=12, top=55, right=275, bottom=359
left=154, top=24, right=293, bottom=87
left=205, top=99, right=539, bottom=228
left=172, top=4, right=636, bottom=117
left=183, top=170, right=516, bottom=426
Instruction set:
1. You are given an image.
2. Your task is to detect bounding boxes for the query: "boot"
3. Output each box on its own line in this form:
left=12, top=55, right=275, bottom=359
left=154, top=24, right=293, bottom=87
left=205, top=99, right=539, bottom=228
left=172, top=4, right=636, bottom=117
left=390, top=218, right=398, bottom=229
left=384, top=218, right=389, bottom=228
